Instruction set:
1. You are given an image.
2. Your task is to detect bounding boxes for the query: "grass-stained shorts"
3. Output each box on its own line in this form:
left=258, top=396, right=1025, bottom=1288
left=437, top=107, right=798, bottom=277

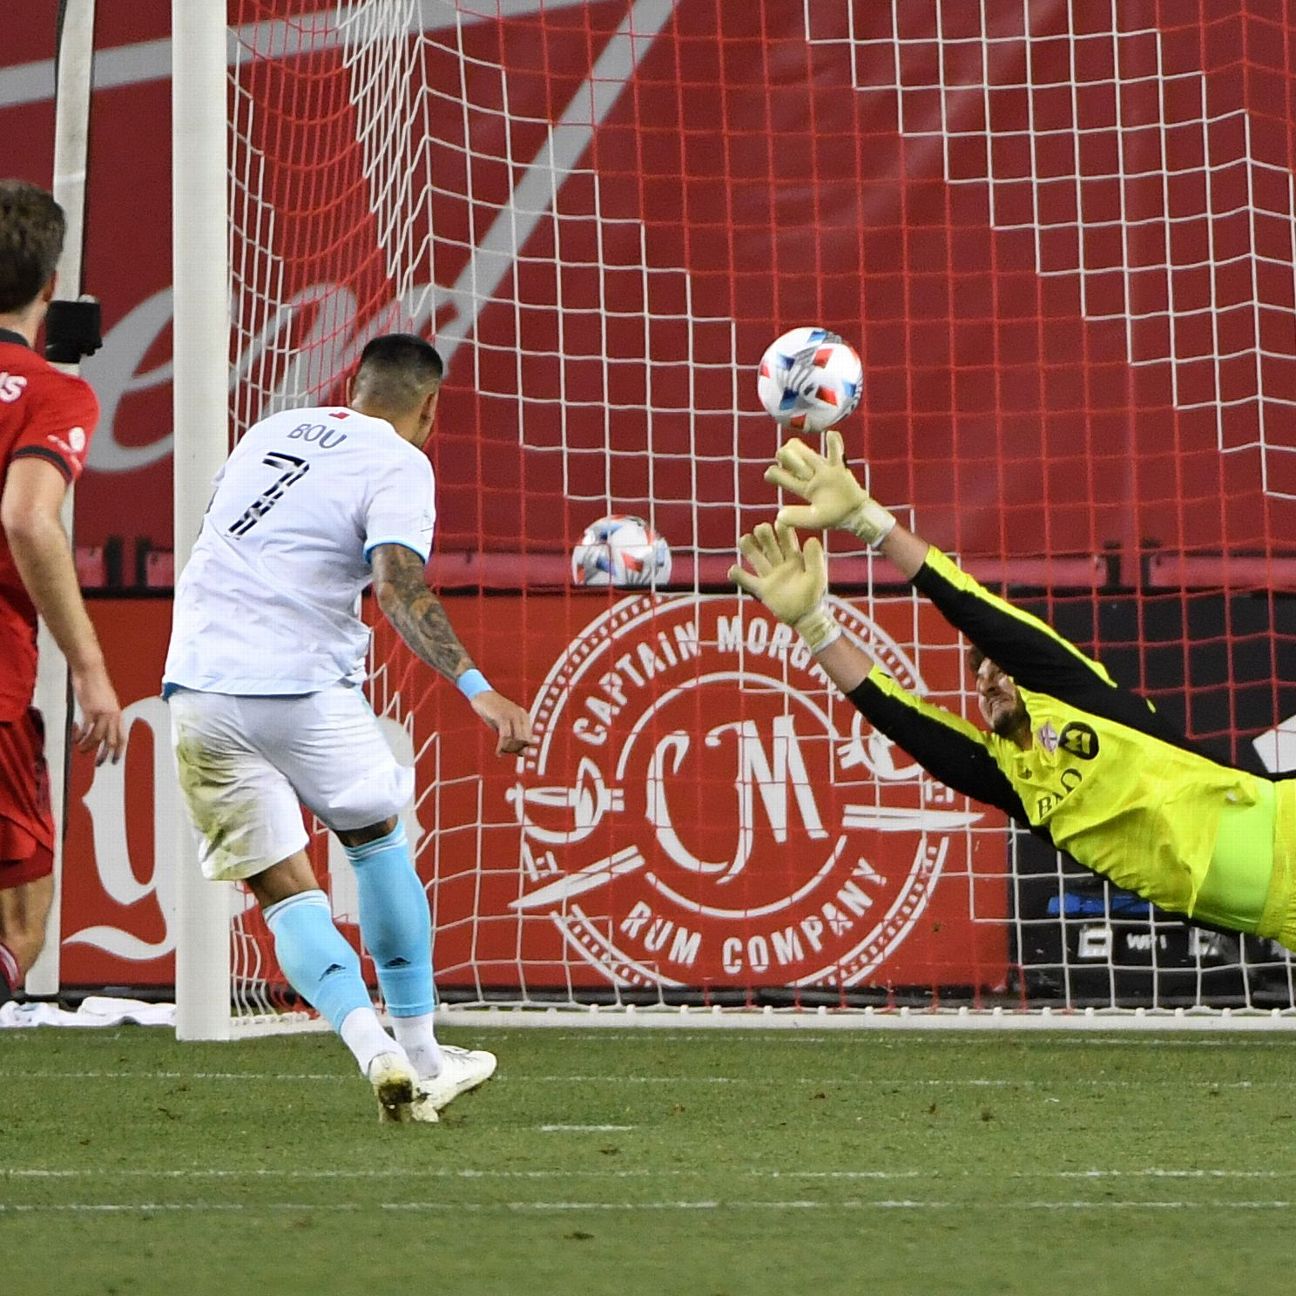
left=168, top=684, right=412, bottom=881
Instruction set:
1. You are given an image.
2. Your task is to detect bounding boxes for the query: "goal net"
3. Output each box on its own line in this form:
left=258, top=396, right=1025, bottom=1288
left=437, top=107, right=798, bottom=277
left=194, top=0, right=1296, bottom=1028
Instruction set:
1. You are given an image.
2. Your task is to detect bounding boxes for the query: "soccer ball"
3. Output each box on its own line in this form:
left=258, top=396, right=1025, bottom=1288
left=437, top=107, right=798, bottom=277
left=756, top=327, right=863, bottom=433
left=571, top=514, right=673, bottom=588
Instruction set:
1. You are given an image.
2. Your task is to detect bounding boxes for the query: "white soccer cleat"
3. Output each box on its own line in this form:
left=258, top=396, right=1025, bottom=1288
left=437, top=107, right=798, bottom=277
left=368, top=1051, right=420, bottom=1124
left=412, top=1045, right=498, bottom=1119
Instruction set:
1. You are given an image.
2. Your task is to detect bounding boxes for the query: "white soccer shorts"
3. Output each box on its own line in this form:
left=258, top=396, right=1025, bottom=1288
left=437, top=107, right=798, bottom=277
left=168, top=684, right=414, bottom=881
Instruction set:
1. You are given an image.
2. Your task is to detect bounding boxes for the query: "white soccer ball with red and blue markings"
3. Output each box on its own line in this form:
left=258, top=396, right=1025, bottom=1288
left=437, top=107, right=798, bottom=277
left=757, top=327, right=863, bottom=433
left=571, top=514, right=672, bottom=588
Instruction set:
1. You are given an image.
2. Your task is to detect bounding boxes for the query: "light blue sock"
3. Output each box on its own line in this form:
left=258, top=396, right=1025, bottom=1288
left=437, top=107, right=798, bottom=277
left=263, top=889, right=373, bottom=1032
left=344, top=822, right=436, bottom=1017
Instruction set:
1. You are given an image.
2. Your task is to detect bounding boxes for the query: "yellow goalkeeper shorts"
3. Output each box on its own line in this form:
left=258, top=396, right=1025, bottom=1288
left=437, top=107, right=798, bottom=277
left=1263, top=780, right=1296, bottom=954
left=1193, top=778, right=1296, bottom=954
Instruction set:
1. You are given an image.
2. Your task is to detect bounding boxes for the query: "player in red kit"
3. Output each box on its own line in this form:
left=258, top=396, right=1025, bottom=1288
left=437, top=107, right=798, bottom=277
left=0, top=179, right=123, bottom=1003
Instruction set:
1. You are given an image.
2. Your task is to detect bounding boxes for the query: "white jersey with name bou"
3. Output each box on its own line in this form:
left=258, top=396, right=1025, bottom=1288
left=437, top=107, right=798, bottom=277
left=164, top=406, right=435, bottom=694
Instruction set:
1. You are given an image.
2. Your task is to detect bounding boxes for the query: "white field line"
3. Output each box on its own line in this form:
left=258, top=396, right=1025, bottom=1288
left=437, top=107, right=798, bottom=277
left=430, top=1015, right=1296, bottom=1036
left=0, top=1071, right=349, bottom=1081
left=539, top=1124, right=635, bottom=1132
left=4, top=1167, right=1293, bottom=1182
left=0, top=1070, right=1284, bottom=1089
left=0, top=1200, right=1292, bottom=1214
left=515, top=1073, right=1281, bottom=1088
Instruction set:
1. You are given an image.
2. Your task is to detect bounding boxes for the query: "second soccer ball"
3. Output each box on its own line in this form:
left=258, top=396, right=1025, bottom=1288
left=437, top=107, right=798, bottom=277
left=757, top=327, right=863, bottom=433
left=571, top=514, right=673, bottom=588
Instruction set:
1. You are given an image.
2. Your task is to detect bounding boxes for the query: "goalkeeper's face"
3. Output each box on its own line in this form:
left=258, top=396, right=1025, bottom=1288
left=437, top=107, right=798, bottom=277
left=972, top=655, right=1028, bottom=740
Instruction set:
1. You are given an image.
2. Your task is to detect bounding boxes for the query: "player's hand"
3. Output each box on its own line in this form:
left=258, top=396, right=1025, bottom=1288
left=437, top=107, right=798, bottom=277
left=470, top=691, right=536, bottom=756
left=729, top=523, right=840, bottom=654
left=70, top=662, right=124, bottom=766
left=764, top=429, right=896, bottom=545
left=730, top=522, right=824, bottom=623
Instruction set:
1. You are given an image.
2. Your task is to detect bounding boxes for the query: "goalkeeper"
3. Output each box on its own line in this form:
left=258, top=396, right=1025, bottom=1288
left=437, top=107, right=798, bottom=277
left=729, top=432, right=1296, bottom=953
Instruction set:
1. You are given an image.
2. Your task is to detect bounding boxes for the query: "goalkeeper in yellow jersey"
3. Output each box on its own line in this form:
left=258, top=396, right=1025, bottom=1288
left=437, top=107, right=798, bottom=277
left=730, top=432, right=1296, bottom=954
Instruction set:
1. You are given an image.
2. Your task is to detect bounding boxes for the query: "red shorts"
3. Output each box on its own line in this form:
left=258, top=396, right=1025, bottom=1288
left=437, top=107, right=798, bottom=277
left=0, top=708, right=55, bottom=890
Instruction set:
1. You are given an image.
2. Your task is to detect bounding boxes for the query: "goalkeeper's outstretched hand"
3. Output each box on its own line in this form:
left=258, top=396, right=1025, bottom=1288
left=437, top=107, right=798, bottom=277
left=728, top=522, right=839, bottom=654
left=764, top=429, right=896, bottom=546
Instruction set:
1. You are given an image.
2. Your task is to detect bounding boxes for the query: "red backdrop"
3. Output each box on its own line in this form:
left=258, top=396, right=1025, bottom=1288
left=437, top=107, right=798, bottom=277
left=6, top=2, right=1295, bottom=993
left=60, top=594, right=1008, bottom=994
left=6, top=2, right=1295, bottom=570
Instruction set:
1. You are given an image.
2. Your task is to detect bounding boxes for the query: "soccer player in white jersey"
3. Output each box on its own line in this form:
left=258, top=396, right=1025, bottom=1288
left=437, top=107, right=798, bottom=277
left=164, top=333, right=533, bottom=1123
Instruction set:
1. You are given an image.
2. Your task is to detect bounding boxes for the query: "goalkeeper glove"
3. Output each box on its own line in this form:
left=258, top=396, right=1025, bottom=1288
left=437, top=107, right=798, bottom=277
left=764, top=429, right=896, bottom=546
left=728, top=522, right=841, bottom=654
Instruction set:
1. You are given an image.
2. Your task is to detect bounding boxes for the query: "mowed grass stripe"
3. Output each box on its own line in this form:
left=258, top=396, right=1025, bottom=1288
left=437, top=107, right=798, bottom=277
left=3, top=1198, right=1294, bottom=1214
left=0, top=1067, right=1286, bottom=1089
left=5, top=1166, right=1294, bottom=1181
left=5, top=1028, right=1296, bottom=1048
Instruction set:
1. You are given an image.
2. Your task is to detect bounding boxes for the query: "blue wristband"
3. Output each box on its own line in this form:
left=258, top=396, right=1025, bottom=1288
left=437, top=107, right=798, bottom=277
left=456, top=668, right=492, bottom=699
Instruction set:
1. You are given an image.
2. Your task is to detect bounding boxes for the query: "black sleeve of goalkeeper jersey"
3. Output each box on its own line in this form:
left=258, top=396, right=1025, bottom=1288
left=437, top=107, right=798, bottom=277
left=845, top=676, right=1030, bottom=825
left=910, top=554, right=1191, bottom=748
left=911, top=556, right=1102, bottom=699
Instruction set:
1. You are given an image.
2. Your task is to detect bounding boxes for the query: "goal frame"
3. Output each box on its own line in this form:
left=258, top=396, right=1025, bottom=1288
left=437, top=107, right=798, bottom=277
left=171, top=0, right=234, bottom=1041
left=165, top=1, right=1296, bottom=1038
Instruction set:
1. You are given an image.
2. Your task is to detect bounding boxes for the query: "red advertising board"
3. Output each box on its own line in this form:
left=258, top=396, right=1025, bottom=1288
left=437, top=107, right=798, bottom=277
left=59, top=599, right=175, bottom=985
left=60, top=592, right=1009, bottom=995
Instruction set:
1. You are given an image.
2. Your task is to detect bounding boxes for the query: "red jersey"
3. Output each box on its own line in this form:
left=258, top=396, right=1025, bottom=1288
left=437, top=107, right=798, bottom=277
left=0, top=329, right=98, bottom=721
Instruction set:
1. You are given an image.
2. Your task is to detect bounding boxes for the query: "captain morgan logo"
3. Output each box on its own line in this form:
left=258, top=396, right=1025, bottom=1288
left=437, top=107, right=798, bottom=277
left=508, top=595, right=981, bottom=989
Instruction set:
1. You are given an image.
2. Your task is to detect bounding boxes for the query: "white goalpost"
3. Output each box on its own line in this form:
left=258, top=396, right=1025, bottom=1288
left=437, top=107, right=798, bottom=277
left=166, top=0, right=1296, bottom=1037
left=171, top=0, right=234, bottom=1040
left=27, top=0, right=97, bottom=999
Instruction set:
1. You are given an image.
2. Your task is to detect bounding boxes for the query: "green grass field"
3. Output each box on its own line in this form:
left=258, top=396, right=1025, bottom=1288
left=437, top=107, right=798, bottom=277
left=2, top=1025, right=1294, bottom=1296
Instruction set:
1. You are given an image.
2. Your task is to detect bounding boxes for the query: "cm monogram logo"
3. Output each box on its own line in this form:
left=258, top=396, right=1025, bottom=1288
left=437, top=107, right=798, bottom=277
left=508, top=595, right=980, bottom=989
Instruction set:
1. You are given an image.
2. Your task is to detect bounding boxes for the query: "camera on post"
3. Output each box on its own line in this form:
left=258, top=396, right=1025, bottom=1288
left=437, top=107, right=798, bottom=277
left=43, top=296, right=102, bottom=364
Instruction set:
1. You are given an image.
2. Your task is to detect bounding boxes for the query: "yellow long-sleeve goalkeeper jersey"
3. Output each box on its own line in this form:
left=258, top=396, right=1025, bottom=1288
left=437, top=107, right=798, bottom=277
left=847, top=548, right=1271, bottom=920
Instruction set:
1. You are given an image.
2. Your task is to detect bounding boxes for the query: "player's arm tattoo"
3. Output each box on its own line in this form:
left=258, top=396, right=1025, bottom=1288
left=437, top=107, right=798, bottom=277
left=371, top=543, right=475, bottom=683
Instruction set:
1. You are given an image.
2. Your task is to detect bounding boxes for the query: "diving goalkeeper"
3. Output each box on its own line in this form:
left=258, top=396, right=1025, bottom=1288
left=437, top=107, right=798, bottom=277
left=729, top=432, right=1296, bottom=954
